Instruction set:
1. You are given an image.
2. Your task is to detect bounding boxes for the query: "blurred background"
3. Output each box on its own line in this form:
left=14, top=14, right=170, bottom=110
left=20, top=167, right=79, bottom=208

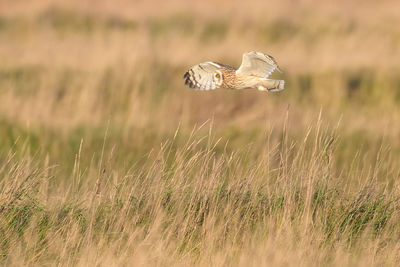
left=0, top=0, right=399, bottom=181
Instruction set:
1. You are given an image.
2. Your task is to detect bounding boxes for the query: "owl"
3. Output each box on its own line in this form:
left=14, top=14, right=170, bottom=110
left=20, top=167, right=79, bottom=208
left=183, top=51, right=284, bottom=92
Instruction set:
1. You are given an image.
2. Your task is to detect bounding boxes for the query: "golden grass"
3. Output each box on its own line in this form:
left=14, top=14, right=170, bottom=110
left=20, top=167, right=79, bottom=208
left=0, top=0, right=400, bottom=266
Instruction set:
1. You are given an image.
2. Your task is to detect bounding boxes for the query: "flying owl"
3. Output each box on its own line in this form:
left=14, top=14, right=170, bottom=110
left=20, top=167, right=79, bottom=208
left=183, top=51, right=284, bottom=92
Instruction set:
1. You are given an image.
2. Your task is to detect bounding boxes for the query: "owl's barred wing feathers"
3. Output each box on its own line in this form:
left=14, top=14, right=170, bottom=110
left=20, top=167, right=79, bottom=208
left=183, top=62, right=224, bottom=90
left=236, top=51, right=282, bottom=78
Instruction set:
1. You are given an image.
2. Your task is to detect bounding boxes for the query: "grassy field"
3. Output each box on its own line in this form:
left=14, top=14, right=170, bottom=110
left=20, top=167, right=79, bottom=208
left=0, top=0, right=400, bottom=266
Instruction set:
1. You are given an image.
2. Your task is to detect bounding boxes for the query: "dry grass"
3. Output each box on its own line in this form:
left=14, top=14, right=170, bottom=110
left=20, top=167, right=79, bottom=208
left=0, top=0, right=400, bottom=266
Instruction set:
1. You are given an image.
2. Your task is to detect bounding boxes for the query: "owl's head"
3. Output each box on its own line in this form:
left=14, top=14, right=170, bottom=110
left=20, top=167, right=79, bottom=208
left=183, top=62, right=225, bottom=90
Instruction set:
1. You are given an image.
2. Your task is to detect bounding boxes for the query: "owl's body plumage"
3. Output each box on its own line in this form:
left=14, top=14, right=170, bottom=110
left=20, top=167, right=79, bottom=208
left=184, top=51, right=285, bottom=92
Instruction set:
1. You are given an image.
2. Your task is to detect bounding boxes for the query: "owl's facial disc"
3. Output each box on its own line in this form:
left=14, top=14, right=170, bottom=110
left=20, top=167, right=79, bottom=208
left=214, top=70, right=223, bottom=86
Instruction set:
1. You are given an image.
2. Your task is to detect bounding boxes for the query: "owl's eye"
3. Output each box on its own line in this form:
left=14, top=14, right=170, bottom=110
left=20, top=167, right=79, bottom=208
left=215, top=73, right=220, bottom=79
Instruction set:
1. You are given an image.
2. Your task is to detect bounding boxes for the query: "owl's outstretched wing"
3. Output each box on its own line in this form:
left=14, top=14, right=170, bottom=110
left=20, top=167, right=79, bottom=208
left=236, top=51, right=282, bottom=78
left=183, top=62, right=224, bottom=90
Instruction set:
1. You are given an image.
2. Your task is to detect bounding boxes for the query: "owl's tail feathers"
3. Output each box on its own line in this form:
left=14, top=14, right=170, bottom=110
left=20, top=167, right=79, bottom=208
left=259, top=79, right=284, bottom=92
left=267, top=80, right=285, bottom=92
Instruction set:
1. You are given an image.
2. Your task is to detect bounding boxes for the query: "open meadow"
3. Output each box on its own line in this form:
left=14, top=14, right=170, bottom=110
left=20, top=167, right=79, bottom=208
left=0, top=0, right=400, bottom=266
